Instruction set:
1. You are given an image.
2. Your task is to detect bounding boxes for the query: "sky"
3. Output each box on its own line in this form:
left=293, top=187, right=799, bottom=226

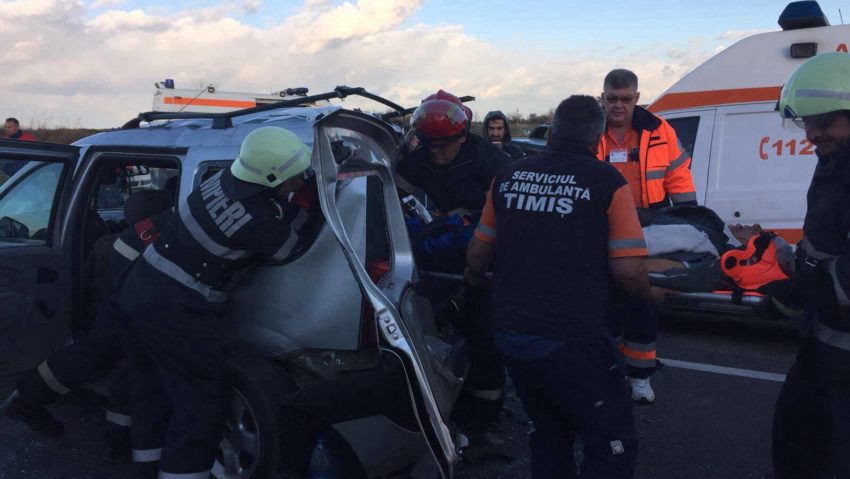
left=1, top=0, right=847, bottom=128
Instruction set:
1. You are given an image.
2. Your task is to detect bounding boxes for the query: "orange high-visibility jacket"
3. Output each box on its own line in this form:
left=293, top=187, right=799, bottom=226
left=596, top=106, right=697, bottom=209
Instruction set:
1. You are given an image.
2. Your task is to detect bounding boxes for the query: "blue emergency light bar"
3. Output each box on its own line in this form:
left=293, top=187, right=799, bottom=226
left=779, top=1, right=829, bottom=30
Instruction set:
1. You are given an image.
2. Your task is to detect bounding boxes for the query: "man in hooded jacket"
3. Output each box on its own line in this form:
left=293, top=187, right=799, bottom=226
left=483, top=111, right=525, bottom=160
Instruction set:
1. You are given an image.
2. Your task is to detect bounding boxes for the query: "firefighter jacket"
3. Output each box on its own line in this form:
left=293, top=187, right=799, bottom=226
left=796, top=146, right=850, bottom=347
left=397, top=134, right=511, bottom=214
left=474, top=142, right=648, bottom=340
left=596, top=106, right=697, bottom=209
left=108, top=210, right=172, bottom=286
left=141, top=169, right=308, bottom=303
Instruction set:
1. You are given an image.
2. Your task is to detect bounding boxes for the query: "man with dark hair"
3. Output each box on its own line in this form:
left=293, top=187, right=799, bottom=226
left=597, top=68, right=697, bottom=403
left=466, top=95, right=665, bottom=478
left=1, top=118, right=36, bottom=178
left=483, top=111, right=524, bottom=160
left=4, top=118, right=36, bottom=141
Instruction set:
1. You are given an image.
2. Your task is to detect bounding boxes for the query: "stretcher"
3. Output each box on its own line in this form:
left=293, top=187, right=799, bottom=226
left=649, top=231, right=793, bottom=315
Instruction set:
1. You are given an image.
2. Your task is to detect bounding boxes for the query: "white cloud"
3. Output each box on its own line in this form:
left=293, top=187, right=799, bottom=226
left=242, top=0, right=261, bottom=14
left=1, top=0, right=83, bottom=18
left=90, top=0, right=127, bottom=8
left=285, top=0, right=425, bottom=53
left=86, top=9, right=171, bottom=32
left=0, top=0, right=736, bottom=128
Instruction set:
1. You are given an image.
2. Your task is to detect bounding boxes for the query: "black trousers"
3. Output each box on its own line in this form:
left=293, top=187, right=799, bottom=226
left=17, top=297, right=132, bottom=427
left=504, top=338, right=638, bottom=479
left=456, top=285, right=506, bottom=430
left=773, top=336, right=850, bottom=479
left=120, top=260, right=226, bottom=477
left=606, top=298, right=658, bottom=379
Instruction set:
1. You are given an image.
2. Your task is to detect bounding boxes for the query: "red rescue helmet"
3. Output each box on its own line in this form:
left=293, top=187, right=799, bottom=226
left=421, top=89, right=473, bottom=123
left=421, top=89, right=461, bottom=105
left=461, top=105, right=473, bottom=122
left=411, top=99, right=468, bottom=143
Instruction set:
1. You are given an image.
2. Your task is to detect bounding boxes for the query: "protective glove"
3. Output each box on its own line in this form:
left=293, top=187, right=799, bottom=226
left=757, top=260, right=838, bottom=317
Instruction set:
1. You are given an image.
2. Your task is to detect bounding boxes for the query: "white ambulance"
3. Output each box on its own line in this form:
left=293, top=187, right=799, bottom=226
left=151, top=79, right=314, bottom=113
left=649, top=1, right=850, bottom=245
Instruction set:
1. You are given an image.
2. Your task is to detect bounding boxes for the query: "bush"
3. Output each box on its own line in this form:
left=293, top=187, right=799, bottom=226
left=31, top=128, right=103, bottom=145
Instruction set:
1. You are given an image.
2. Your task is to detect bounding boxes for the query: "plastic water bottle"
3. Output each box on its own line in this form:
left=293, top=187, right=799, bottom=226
left=308, top=434, right=337, bottom=478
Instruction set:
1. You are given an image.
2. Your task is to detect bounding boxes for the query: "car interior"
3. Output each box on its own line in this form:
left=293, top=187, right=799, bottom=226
left=72, top=157, right=179, bottom=334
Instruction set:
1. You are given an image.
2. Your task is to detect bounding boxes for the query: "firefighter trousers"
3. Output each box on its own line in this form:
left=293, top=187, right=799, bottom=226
left=607, top=298, right=658, bottom=379
left=455, top=285, right=505, bottom=432
left=504, top=338, right=638, bottom=479
left=16, top=297, right=133, bottom=428
left=121, top=262, right=226, bottom=478
left=773, top=336, right=850, bottom=479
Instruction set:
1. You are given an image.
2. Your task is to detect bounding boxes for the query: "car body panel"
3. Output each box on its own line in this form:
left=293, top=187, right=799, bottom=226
left=510, top=124, right=549, bottom=156
left=313, top=110, right=459, bottom=476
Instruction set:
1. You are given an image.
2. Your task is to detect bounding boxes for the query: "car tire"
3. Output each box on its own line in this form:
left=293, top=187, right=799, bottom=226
left=216, top=357, right=299, bottom=479
left=219, top=357, right=367, bottom=479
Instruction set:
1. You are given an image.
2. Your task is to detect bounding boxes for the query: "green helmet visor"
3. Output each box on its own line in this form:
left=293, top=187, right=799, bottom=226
left=230, top=126, right=312, bottom=192
left=778, top=52, right=850, bottom=122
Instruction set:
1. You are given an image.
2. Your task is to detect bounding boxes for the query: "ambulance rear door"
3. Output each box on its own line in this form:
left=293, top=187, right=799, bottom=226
left=703, top=102, right=815, bottom=241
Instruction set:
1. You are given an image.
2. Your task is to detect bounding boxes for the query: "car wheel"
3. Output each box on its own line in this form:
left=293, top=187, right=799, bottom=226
left=215, top=357, right=368, bottom=479
left=214, top=357, right=298, bottom=479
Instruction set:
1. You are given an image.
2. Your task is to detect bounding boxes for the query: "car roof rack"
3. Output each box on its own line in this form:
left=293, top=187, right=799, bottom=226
left=121, top=85, right=409, bottom=130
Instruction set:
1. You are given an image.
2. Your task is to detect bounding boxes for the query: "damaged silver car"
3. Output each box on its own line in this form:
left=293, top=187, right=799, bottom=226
left=0, top=87, right=469, bottom=478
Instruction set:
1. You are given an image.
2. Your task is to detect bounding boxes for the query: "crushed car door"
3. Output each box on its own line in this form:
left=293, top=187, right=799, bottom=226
left=0, top=141, right=78, bottom=380
left=313, top=110, right=459, bottom=478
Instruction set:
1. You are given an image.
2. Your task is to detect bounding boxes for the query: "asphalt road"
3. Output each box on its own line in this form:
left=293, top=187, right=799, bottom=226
left=0, top=312, right=800, bottom=479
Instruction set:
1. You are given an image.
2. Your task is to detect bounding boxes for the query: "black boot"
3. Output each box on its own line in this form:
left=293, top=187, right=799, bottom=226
left=103, top=426, right=131, bottom=464
left=0, top=391, right=64, bottom=437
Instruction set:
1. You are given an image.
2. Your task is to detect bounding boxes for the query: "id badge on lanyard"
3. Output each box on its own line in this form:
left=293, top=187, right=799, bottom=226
left=609, top=149, right=629, bottom=163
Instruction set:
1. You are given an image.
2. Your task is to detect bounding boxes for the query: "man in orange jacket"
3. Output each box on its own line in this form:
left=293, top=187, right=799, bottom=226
left=597, top=68, right=697, bottom=403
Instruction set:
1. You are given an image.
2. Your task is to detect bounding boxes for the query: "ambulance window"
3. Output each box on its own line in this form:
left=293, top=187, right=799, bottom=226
left=667, top=117, right=700, bottom=161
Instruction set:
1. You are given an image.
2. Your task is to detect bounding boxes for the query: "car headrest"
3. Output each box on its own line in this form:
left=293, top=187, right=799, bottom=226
left=124, top=189, right=173, bottom=225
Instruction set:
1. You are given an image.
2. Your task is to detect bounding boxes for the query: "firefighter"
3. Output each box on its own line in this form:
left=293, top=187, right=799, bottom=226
left=761, top=52, right=850, bottom=479
left=118, top=126, right=312, bottom=478
left=466, top=95, right=665, bottom=478
left=398, top=91, right=510, bottom=215
left=397, top=92, right=511, bottom=444
left=597, top=68, right=698, bottom=403
left=0, top=189, right=173, bottom=462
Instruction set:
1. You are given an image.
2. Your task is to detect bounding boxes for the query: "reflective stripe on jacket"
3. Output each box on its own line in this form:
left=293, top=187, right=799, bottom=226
left=597, top=106, right=696, bottom=209
left=145, top=169, right=302, bottom=302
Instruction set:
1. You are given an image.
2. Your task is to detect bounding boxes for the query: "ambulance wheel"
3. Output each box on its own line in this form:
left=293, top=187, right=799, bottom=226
left=217, top=357, right=300, bottom=479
